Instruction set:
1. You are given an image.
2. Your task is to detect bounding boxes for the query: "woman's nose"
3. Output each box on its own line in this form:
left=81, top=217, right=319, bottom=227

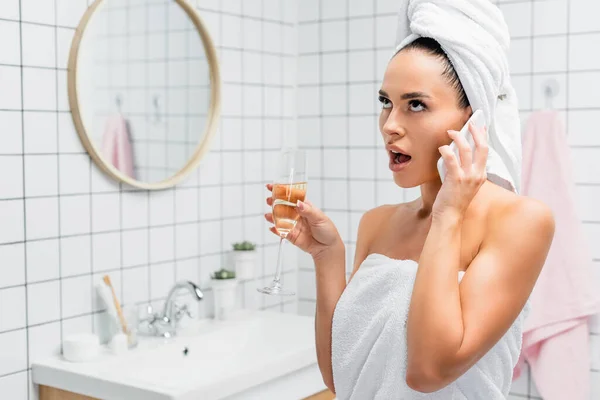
left=382, top=114, right=404, bottom=139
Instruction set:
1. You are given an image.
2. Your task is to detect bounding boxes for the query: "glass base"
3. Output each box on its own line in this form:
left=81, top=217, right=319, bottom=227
left=257, top=284, right=295, bottom=297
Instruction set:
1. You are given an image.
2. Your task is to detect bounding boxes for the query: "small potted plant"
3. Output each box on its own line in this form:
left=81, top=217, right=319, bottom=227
left=210, top=268, right=238, bottom=320
left=232, top=241, right=256, bottom=280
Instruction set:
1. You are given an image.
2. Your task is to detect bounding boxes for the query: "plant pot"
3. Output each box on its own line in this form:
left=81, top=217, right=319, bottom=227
left=233, top=250, right=256, bottom=280
left=211, top=278, right=238, bottom=320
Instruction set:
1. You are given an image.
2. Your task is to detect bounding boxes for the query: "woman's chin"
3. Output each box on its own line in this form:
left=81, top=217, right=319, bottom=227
left=392, top=173, right=420, bottom=189
left=391, top=167, right=439, bottom=189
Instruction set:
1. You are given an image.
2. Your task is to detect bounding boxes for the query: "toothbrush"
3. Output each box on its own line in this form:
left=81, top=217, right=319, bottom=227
left=102, top=275, right=131, bottom=340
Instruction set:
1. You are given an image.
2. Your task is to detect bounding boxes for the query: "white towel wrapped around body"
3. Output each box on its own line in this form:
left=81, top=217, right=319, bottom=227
left=332, top=254, right=530, bottom=399
left=394, top=0, right=521, bottom=194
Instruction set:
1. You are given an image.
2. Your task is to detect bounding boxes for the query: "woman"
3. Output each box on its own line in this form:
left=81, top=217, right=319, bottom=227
left=266, top=3, right=555, bottom=399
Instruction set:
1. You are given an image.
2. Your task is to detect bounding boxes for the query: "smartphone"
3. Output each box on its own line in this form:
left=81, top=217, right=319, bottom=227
left=437, top=109, right=486, bottom=182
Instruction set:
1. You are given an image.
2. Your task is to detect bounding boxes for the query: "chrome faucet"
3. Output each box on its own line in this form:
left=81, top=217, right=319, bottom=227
left=140, top=280, right=203, bottom=338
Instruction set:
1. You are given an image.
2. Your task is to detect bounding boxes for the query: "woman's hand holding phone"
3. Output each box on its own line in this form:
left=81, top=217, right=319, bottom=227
left=433, top=110, right=489, bottom=219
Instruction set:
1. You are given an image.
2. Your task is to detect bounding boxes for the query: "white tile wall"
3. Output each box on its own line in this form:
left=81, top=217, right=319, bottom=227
left=0, top=0, right=298, bottom=398
left=59, top=195, right=90, bottom=236
left=21, top=24, right=55, bottom=68
left=0, top=20, right=21, bottom=65
left=26, top=239, right=60, bottom=283
left=0, top=66, right=22, bottom=110
left=500, top=2, right=532, bottom=38
left=3, top=0, right=598, bottom=398
left=0, top=244, right=25, bottom=288
left=0, top=112, right=23, bottom=154
left=0, top=287, right=26, bottom=331
left=297, top=1, right=600, bottom=399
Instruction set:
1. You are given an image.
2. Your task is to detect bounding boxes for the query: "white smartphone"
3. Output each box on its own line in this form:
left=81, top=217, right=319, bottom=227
left=437, top=109, right=486, bottom=182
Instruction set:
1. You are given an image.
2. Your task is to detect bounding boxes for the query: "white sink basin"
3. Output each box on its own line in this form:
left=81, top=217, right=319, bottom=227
left=32, top=310, right=326, bottom=400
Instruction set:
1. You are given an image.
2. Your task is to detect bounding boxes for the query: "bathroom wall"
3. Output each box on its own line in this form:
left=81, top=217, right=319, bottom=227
left=296, top=0, right=600, bottom=399
left=296, top=1, right=410, bottom=316
left=0, top=0, right=297, bottom=398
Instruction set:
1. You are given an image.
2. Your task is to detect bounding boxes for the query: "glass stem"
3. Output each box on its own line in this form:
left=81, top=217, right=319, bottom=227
left=273, top=235, right=286, bottom=287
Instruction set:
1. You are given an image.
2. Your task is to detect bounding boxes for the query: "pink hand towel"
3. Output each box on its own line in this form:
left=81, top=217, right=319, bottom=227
left=515, top=110, right=600, bottom=399
left=101, top=114, right=135, bottom=179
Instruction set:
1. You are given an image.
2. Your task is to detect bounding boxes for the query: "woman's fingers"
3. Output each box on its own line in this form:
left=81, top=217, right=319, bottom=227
left=269, top=226, right=280, bottom=237
left=438, top=144, right=460, bottom=176
left=470, top=123, right=489, bottom=171
left=296, top=200, right=327, bottom=225
left=448, top=129, right=472, bottom=171
left=264, top=213, right=274, bottom=223
left=266, top=184, right=274, bottom=207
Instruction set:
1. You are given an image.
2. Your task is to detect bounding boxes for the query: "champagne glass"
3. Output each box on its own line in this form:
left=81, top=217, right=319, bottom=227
left=257, top=148, right=307, bottom=296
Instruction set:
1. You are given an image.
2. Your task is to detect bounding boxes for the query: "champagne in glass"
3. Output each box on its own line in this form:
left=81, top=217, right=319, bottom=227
left=272, top=182, right=307, bottom=236
left=258, top=149, right=307, bottom=296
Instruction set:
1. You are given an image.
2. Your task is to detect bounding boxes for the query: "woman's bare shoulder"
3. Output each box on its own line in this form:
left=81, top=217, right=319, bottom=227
left=350, top=204, right=402, bottom=279
left=363, top=203, right=397, bottom=222
left=481, top=184, right=555, bottom=244
left=359, top=202, right=413, bottom=232
left=355, top=202, right=413, bottom=254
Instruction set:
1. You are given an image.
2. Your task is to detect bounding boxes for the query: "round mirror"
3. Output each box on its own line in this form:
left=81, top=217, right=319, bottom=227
left=68, top=0, right=220, bottom=189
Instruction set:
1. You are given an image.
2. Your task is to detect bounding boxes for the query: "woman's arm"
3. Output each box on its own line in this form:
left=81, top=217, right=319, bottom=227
left=265, top=191, right=349, bottom=393
left=314, top=245, right=347, bottom=393
left=406, top=199, right=555, bottom=392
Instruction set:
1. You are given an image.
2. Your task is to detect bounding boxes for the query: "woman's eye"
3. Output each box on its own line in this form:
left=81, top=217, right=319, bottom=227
left=378, top=96, right=392, bottom=109
left=408, top=100, right=426, bottom=112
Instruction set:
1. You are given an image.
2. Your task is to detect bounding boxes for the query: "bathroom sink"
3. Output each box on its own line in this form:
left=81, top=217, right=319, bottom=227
left=32, top=310, right=326, bottom=400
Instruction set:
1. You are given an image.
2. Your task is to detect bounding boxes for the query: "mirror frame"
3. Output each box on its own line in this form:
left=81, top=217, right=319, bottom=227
left=67, top=0, right=221, bottom=190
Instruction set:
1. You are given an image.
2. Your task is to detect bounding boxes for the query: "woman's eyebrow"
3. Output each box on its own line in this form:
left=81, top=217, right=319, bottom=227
left=400, top=91, right=430, bottom=99
left=379, top=89, right=430, bottom=100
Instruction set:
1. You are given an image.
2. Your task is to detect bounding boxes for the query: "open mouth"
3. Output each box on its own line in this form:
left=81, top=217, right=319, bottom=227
left=390, top=150, right=412, bottom=165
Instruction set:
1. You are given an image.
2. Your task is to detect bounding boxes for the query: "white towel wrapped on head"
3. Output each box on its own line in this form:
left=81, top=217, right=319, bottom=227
left=394, top=0, right=521, bottom=194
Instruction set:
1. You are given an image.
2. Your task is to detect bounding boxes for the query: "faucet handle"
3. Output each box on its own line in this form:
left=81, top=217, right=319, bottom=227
left=141, top=305, right=157, bottom=321
left=137, top=305, right=160, bottom=336
left=173, top=303, right=193, bottom=321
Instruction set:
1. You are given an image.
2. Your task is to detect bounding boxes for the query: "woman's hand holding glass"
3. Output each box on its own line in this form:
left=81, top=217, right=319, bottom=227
left=264, top=185, right=343, bottom=262
left=258, top=148, right=343, bottom=297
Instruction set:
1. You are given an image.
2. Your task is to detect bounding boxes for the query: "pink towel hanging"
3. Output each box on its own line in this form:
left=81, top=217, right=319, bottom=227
left=101, top=114, right=135, bottom=179
left=514, top=110, right=600, bottom=399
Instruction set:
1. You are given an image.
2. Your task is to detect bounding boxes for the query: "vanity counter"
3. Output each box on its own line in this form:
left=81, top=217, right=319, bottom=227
left=32, top=310, right=328, bottom=400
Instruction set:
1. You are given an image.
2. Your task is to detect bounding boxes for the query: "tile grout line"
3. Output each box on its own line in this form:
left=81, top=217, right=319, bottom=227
left=167, top=0, right=178, bottom=290
left=278, top=0, right=284, bottom=312
left=259, top=0, right=266, bottom=311
left=53, top=0, right=64, bottom=358
left=239, top=0, right=246, bottom=310
left=88, top=0, right=96, bottom=338
left=193, top=0, right=203, bottom=318
left=145, top=1, right=152, bottom=308
left=345, top=0, right=351, bottom=274
left=318, top=0, right=324, bottom=291
left=179, top=0, right=192, bottom=287
left=373, top=0, right=380, bottom=208
left=17, top=1, right=31, bottom=398
left=217, top=0, right=226, bottom=311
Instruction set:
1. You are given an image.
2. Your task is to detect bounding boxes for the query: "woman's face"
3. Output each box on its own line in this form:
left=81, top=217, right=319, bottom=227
left=378, top=49, right=472, bottom=188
